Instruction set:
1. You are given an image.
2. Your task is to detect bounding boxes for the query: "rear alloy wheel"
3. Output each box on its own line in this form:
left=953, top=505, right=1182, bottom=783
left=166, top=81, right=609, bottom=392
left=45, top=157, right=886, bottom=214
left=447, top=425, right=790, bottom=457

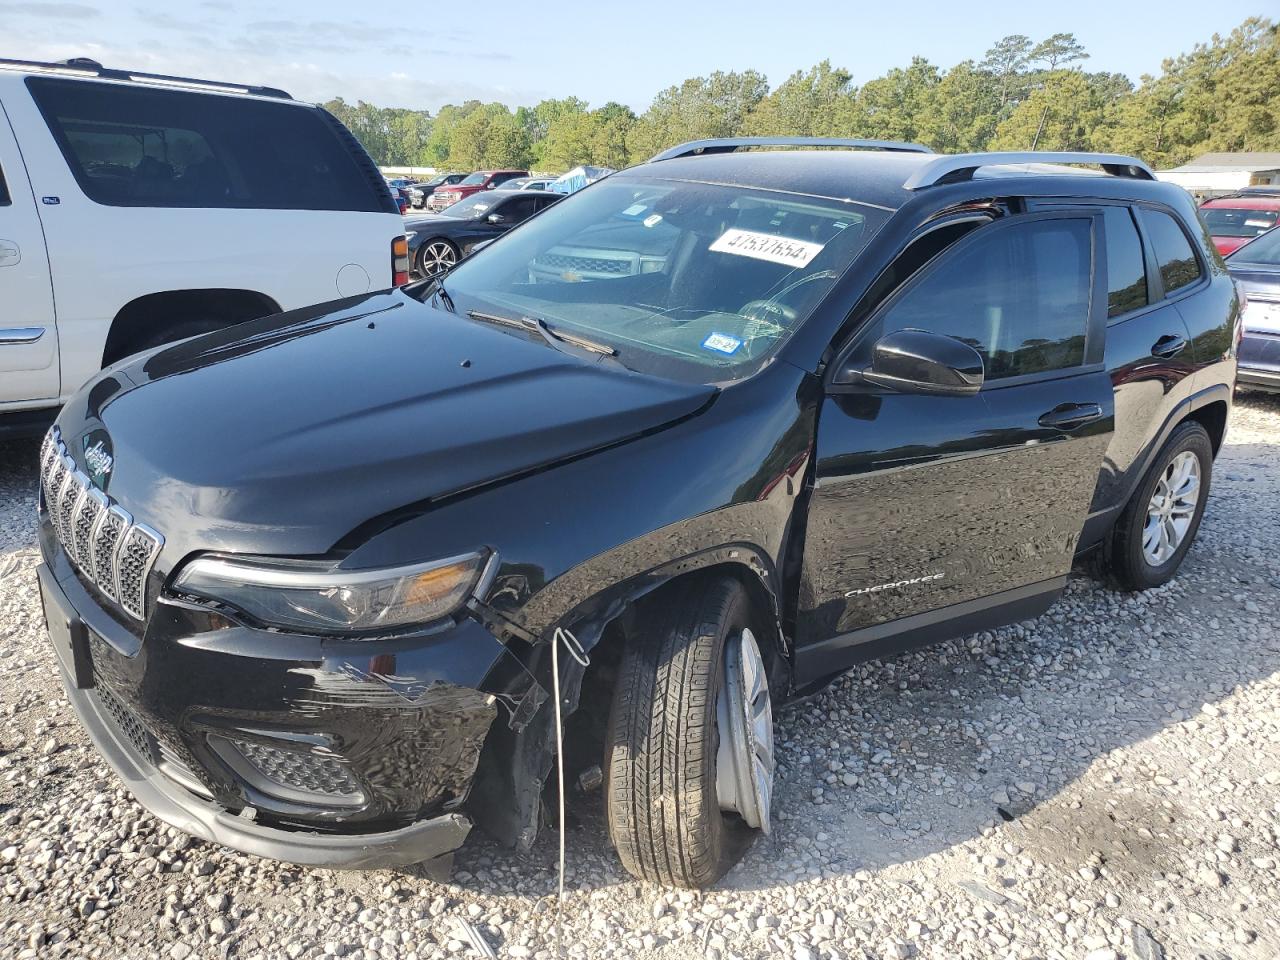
left=417, top=240, right=458, bottom=278
left=1094, top=420, right=1213, bottom=591
left=605, top=577, right=773, bottom=888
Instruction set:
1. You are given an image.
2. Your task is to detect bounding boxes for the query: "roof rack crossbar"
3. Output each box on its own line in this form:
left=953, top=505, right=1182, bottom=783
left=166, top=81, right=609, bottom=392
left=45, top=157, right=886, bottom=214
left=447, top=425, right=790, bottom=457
left=0, top=57, right=292, bottom=100
left=903, top=151, right=1155, bottom=190
left=649, top=137, right=933, bottom=163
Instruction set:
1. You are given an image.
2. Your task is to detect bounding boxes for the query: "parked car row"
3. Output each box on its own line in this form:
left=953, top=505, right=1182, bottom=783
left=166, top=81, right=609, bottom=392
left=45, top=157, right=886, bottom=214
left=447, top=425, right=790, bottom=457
left=386, top=171, right=555, bottom=212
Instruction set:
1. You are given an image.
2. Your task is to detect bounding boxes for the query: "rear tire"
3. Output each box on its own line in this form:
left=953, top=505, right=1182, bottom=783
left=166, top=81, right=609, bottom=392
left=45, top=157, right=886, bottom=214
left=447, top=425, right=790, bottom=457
left=1095, top=421, right=1213, bottom=591
left=416, top=239, right=458, bottom=278
left=604, top=576, right=768, bottom=888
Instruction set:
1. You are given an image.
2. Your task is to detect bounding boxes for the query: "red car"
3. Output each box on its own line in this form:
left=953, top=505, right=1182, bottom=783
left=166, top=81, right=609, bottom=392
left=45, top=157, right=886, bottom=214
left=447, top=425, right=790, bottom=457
left=427, top=169, right=529, bottom=212
left=1199, top=189, right=1280, bottom=255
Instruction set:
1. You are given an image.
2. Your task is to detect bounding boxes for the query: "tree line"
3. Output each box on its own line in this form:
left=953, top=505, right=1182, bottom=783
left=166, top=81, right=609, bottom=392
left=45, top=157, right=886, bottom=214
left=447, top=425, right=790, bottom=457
left=324, top=17, right=1279, bottom=173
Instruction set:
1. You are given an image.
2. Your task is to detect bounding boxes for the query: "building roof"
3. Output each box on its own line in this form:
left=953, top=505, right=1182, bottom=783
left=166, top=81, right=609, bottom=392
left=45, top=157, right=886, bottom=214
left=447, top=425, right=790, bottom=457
left=1171, top=152, right=1280, bottom=172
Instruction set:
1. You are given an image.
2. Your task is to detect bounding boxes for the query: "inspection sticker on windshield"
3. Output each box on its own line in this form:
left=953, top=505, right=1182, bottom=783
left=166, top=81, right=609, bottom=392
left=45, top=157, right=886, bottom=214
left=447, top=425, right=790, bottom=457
left=709, top=228, right=824, bottom=268
left=702, top=332, right=742, bottom=355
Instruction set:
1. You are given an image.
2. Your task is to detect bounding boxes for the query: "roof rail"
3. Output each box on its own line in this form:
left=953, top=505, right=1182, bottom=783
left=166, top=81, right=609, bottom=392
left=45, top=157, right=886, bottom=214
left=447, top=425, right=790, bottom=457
left=903, top=151, right=1155, bottom=190
left=649, top=137, right=933, bottom=163
left=0, top=57, right=292, bottom=100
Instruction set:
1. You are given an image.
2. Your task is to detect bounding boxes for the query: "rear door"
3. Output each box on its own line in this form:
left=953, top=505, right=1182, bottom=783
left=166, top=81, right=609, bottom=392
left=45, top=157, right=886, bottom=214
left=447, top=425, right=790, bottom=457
left=0, top=98, right=58, bottom=403
left=795, top=211, right=1114, bottom=677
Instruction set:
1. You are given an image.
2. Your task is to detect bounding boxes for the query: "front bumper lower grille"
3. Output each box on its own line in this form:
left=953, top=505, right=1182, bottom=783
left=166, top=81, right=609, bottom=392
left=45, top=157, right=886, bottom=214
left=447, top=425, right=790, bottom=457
left=210, top=735, right=365, bottom=808
left=94, top=678, right=211, bottom=799
left=40, top=428, right=163, bottom=620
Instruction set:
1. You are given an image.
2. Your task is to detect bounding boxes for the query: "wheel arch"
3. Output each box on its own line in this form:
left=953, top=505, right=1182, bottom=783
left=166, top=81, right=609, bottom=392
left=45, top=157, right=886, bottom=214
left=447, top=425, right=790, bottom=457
left=466, top=544, right=790, bottom=849
left=102, top=288, right=282, bottom=366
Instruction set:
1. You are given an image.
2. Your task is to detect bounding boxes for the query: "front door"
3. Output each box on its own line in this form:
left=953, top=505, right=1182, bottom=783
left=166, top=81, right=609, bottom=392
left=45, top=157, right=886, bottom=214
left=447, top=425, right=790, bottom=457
left=0, top=100, right=58, bottom=403
left=795, top=211, right=1114, bottom=680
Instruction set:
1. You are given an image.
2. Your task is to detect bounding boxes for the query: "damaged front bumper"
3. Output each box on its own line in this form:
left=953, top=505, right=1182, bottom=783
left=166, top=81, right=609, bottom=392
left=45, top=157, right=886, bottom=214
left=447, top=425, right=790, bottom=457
left=39, top=525, right=546, bottom=871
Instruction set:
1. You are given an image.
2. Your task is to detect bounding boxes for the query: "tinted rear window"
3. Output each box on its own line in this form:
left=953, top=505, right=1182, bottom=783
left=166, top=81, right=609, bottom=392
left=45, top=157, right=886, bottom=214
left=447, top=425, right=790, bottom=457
left=27, top=77, right=389, bottom=212
left=1103, top=205, right=1147, bottom=318
left=1140, top=208, right=1202, bottom=296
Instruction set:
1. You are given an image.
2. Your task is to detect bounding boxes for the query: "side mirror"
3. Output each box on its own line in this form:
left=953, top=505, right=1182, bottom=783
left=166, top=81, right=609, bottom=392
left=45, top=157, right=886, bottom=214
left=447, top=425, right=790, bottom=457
left=848, top=329, right=984, bottom=396
left=486, top=213, right=507, bottom=224
left=486, top=183, right=497, bottom=190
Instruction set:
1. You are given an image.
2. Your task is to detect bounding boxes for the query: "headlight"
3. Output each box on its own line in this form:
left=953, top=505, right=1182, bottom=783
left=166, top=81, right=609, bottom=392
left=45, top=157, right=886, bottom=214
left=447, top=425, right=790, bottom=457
left=172, top=551, right=488, bottom=634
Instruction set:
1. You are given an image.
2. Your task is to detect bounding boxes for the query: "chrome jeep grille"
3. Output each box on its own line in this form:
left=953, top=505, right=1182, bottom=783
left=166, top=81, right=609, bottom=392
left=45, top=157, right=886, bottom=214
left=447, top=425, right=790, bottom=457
left=39, top=427, right=163, bottom=621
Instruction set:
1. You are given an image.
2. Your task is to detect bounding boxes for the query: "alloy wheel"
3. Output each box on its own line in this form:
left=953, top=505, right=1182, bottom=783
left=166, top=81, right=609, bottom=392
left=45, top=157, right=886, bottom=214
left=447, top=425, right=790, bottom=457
left=419, top=241, right=457, bottom=278
left=1142, top=450, right=1201, bottom=566
left=715, top=627, right=774, bottom=833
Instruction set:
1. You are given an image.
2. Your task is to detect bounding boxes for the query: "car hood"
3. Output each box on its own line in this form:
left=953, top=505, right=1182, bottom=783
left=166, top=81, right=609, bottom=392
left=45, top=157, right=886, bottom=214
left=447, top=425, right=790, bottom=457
left=1214, top=235, right=1251, bottom=255
left=405, top=214, right=462, bottom=229
left=62, top=291, right=716, bottom=558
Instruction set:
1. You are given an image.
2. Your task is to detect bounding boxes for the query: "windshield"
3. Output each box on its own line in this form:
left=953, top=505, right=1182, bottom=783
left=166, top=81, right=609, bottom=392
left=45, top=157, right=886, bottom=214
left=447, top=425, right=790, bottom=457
left=1230, top=226, right=1280, bottom=265
left=1203, top=206, right=1279, bottom=238
left=460, top=172, right=489, bottom=186
left=430, top=176, right=887, bottom=383
left=442, top=193, right=499, bottom=219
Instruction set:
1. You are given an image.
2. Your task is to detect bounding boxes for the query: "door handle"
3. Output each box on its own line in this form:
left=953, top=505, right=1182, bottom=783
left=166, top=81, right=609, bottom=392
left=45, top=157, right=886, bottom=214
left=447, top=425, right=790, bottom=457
left=1151, top=334, right=1187, bottom=359
left=1038, top=402, right=1103, bottom=431
left=0, top=240, right=20, bottom=267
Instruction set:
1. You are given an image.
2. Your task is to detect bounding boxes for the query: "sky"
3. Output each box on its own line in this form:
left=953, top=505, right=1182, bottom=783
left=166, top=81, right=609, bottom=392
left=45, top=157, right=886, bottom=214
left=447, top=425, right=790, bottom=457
left=0, top=0, right=1269, bottom=113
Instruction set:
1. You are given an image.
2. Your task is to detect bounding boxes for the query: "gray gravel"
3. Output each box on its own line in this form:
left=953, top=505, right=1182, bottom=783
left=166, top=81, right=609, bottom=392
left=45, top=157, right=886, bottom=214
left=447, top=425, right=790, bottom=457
left=2, top=394, right=1280, bottom=960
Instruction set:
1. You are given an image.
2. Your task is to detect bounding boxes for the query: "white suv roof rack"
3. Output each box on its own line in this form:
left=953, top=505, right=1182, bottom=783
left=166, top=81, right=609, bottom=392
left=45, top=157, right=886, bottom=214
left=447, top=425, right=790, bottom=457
left=903, top=151, right=1155, bottom=190
left=0, top=57, right=293, bottom=100
left=649, top=137, right=933, bottom=163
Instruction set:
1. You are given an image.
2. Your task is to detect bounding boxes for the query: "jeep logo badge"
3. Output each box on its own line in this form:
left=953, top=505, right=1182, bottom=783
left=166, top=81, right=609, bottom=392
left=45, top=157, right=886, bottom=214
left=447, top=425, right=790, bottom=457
left=82, top=431, right=114, bottom=489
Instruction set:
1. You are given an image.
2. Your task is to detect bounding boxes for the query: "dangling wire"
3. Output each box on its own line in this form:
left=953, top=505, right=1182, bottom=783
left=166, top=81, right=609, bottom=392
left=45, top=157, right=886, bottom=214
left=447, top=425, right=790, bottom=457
left=550, top=626, right=589, bottom=958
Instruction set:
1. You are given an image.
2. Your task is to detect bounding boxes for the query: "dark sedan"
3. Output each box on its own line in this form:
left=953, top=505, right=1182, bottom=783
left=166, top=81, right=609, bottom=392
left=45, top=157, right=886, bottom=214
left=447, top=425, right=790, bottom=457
left=1226, top=225, right=1280, bottom=392
left=405, top=189, right=561, bottom=277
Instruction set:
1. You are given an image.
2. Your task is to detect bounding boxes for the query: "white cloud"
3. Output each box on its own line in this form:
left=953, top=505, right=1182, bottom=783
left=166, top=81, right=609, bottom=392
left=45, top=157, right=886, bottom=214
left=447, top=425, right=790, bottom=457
left=3, top=27, right=544, bottom=110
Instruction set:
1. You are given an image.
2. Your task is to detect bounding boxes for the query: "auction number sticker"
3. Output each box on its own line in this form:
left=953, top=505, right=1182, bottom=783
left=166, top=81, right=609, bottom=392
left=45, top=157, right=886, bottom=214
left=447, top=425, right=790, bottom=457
left=709, top=228, right=824, bottom=268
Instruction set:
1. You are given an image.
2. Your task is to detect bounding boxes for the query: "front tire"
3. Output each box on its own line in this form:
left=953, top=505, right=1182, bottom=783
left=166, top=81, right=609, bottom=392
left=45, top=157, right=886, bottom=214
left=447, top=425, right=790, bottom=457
left=1097, top=420, right=1213, bottom=591
left=604, top=576, right=773, bottom=888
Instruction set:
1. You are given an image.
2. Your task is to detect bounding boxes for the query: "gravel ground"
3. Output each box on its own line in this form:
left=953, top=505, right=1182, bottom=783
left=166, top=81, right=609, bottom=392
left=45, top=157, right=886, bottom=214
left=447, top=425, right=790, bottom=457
left=2, top=394, right=1279, bottom=960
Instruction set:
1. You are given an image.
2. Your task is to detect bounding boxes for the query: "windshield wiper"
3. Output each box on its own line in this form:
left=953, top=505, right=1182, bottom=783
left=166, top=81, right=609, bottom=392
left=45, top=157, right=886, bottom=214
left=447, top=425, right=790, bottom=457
left=467, top=310, right=625, bottom=367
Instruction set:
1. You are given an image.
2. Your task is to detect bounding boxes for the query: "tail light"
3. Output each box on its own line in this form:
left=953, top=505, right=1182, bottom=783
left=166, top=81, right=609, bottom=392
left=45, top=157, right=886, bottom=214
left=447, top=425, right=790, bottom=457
left=392, top=236, right=410, bottom=287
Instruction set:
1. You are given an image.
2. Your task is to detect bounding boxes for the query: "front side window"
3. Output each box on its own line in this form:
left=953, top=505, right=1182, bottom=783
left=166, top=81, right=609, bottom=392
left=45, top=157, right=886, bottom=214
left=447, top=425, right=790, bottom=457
left=1103, top=205, right=1148, bottom=318
left=1141, top=208, right=1202, bottom=296
left=1202, top=206, right=1279, bottom=239
left=498, top=195, right=539, bottom=222
left=855, top=217, right=1092, bottom=382
left=430, top=176, right=887, bottom=383
left=27, top=77, right=387, bottom=211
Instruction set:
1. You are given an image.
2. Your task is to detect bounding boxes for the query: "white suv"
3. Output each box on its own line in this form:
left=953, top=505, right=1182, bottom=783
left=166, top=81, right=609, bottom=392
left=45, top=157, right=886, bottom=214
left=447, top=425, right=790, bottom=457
left=0, top=58, right=408, bottom=435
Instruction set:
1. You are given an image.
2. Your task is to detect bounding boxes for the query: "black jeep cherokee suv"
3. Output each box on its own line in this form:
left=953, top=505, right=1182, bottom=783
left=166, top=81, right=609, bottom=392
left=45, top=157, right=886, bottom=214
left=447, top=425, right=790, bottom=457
left=38, top=138, right=1239, bottom=889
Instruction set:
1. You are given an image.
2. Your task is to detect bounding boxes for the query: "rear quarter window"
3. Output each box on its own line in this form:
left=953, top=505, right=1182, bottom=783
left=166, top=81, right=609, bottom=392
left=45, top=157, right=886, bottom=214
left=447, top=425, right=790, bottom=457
left=1103, top=205, right=1148, bottom=318
left=26, top=77, right=389, bottom=212
left=1140, top=208, right=1203, bottom=296
left=0, top=163, right=9, bottom=205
